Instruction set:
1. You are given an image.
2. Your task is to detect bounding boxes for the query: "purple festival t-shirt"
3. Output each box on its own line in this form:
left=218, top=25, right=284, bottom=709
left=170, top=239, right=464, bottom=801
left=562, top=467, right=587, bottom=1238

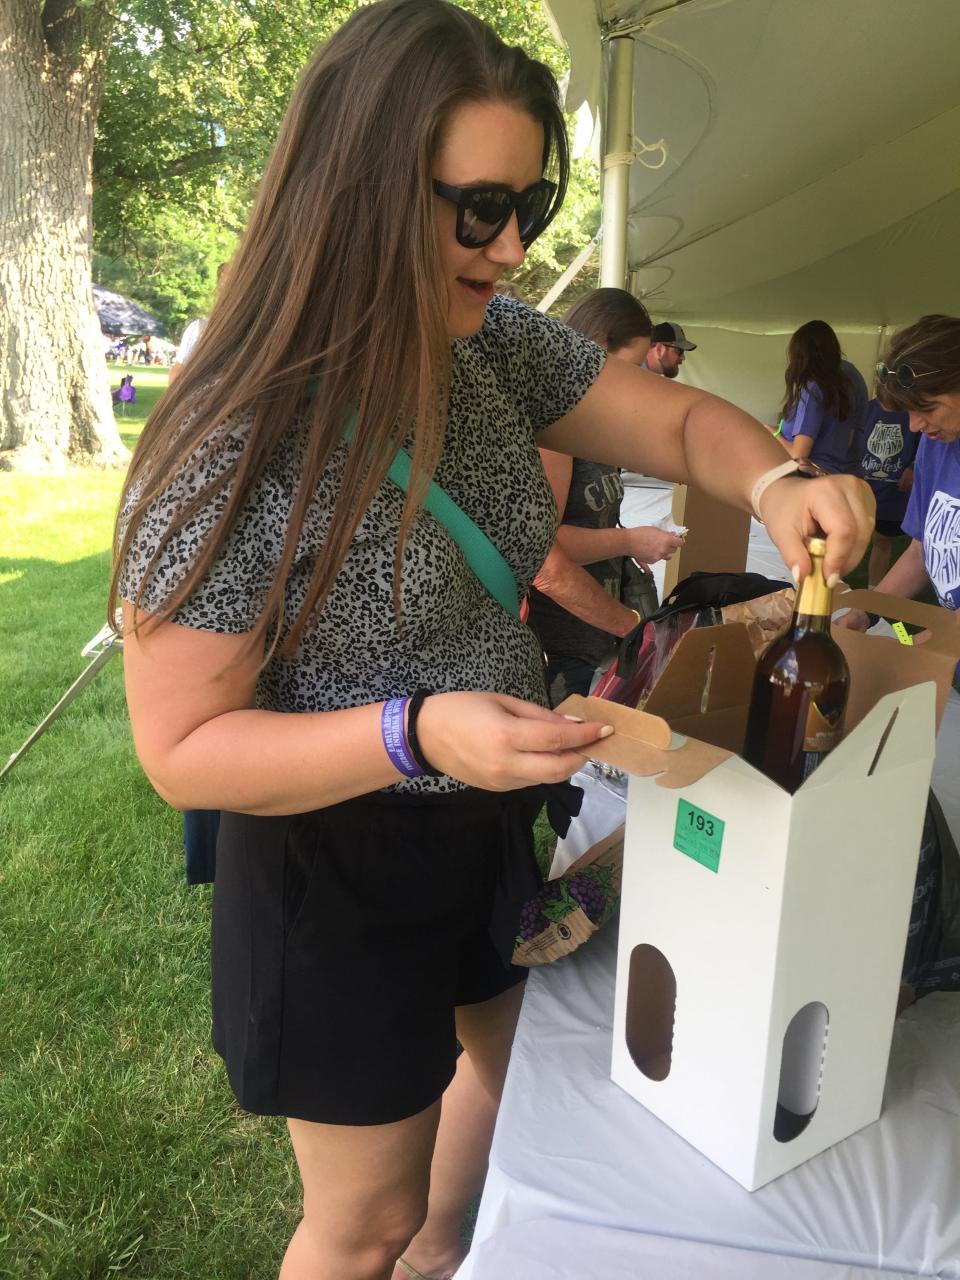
left=781, top=360, right=867, bottom=475
left=858, top=399, right=919, bottom=523
left=902, top=435, right=960, bottom=611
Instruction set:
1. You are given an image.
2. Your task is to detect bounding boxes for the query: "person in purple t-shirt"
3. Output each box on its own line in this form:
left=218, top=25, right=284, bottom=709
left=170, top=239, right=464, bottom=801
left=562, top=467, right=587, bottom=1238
left=858, top=398, right=919, bottom=584
left=837, top=316, right=960, bottom=1013
left=778, top=319, right=868, bottom=475
left=839, top=314, right=960, bottom=629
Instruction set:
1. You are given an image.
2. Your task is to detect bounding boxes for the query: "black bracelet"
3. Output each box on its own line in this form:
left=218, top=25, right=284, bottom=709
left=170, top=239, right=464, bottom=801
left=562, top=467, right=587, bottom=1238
left=406, top=689, right=444, bottom=778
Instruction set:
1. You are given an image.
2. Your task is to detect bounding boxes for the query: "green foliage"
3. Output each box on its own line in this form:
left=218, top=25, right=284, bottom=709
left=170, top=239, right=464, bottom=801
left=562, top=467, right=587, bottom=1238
left=92, top=0, right=601, bottom=327
left=95, top=208, right=235, bottom=337
left=94, top=0, right=355, bottom=333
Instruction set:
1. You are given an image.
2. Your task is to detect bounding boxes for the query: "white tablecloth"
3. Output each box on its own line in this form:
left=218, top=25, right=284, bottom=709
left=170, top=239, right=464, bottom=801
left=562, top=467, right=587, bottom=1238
left=457, top=920, right=960, bottom=1278
left=467, top=1219, right=921, bottom=1279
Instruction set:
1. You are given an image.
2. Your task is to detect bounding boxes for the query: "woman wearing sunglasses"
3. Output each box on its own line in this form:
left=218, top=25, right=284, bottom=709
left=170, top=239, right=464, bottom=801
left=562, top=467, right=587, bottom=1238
left=112, top=4, right=872, bottom=1277
left=839, top=315, right=960, bottom=632
left=777, top=319, right=869, bottom=475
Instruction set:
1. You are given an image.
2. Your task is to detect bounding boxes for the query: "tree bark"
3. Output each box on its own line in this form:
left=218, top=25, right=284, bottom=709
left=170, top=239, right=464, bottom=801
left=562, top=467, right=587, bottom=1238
left=0, top=0, right=126, bottom=471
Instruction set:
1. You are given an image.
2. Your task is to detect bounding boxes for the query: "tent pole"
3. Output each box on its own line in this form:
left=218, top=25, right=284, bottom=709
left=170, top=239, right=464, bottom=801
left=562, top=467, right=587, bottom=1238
left=599, top=35, right=635, bottom=289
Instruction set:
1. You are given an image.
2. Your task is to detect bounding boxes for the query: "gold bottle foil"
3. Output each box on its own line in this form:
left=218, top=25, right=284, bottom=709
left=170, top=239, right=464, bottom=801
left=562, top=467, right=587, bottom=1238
left=796, top=536, right=832, bottom=618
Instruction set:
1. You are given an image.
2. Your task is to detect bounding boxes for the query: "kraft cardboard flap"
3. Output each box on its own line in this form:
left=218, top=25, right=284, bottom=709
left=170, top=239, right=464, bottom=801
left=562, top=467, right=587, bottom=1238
left=555, top=694, right=734, bottom=788
left=835, top=588, right=960, bottom=657
left=641, top=623, right=755, bottom=754
left=661, top=483, right=752, bottom=597
left=644, top=623, right=756, bottom=720
left=835, top=627, right=954, bottom=733
left=794, top=682, right=936, bottom=791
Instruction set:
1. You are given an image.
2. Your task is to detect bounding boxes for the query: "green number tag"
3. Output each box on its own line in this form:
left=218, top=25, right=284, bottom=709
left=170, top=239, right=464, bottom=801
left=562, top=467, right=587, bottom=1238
left=892, top=621, right=914, bottom=646
left=674, top=799, right=725, bottom=872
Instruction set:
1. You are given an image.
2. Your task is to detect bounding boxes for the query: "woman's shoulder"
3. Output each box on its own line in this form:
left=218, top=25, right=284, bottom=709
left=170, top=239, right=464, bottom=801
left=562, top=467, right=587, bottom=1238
left=803, top=379, right=825, bottom=402
left=463, top=294, right=606, bottom=430
left=470, top=293, right=605, bottom=378
left=467, top=293, right=548, bottom=349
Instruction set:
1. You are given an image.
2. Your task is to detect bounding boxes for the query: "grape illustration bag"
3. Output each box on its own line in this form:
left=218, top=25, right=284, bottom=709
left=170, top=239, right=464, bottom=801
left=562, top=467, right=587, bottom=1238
left=512, top=764, right=626, bottom=967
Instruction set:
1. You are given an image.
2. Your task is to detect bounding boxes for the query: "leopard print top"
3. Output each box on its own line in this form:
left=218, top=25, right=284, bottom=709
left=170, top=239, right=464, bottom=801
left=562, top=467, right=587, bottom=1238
left=120, top=296, right=606, bottom=793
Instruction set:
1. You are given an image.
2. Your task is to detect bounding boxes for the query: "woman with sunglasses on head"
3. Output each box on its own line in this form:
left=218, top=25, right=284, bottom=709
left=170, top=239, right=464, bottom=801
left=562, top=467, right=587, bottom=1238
left=113, top=4, right=872, bottom=1277
left=778, top=319, right=869, bottom=475
left=839, top=315, right=960, bottom=633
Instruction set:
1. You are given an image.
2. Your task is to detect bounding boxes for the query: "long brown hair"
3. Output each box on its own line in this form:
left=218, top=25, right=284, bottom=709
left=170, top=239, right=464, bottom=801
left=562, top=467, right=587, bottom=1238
left=781, top=319, right=853, bottom=421
left=110, top=0, right=568, bottom=656
left=562, top=288, right=651, bottom=351
left=876, top=314, right=960, bottom=412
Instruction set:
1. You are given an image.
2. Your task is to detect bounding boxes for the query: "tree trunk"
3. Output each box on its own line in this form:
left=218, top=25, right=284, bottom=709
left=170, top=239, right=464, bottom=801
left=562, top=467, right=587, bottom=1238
left=0, top=0, right=125, bottom=472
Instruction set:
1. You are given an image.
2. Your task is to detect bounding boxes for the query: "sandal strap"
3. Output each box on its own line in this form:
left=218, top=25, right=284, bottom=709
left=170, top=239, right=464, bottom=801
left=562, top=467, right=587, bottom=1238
left=396, top=1259, right=454, bottom=1280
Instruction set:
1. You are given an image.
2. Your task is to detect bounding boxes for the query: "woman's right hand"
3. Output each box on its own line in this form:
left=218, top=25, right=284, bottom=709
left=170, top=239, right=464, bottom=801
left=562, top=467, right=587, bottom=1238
left=834, top=608, right=871, bottom=631
left=627, top=526, right=684, bottom=564
left=414, top=691, right=613, bottom=791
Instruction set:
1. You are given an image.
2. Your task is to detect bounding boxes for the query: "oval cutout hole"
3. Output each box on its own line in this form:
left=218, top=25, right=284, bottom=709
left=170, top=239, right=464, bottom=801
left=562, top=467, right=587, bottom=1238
left=774, top=1001, right=829, bottom=1143
left=625, top=944, right=676, bottom=1082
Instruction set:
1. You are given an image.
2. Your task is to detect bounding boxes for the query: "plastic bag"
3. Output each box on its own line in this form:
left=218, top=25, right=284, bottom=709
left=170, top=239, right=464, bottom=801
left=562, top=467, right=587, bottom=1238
left=593, top=571, right=791, bottom=709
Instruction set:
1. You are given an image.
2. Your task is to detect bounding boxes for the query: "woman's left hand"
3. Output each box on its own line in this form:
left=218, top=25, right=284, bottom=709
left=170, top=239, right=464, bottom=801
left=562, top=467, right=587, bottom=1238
left=760, top=473, right=875, bottom=584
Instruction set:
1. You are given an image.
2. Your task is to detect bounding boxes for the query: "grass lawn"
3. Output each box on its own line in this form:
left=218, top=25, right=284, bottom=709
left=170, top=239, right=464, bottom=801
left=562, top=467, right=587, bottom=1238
left=1, top=368, right=299, bottom=1279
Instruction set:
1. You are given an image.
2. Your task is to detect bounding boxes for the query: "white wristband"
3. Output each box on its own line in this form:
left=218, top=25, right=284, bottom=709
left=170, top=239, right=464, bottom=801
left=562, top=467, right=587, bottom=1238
left=750, top=459, right=802, bottom=522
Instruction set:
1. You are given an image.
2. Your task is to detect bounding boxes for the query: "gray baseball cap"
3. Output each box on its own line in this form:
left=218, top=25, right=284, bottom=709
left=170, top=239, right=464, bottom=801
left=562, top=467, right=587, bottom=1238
left=651, top=321, right=697, bottom=351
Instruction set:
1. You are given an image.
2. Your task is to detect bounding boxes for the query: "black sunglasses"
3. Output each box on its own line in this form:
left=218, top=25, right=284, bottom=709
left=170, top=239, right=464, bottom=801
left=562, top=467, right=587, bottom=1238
left=876, top=361, right=941, bottom=389
left=431, top=178, right=557, bottom=249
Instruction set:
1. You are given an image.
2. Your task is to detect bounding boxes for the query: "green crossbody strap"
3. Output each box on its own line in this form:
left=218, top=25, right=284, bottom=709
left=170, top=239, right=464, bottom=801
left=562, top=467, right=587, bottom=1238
left=341, top=411, right=520, bottom=618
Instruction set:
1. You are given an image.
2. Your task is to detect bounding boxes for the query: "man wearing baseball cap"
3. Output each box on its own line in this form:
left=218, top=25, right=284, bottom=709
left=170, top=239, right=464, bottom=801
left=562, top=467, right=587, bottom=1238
left=621, top=318, right=699, bottom=523
left=646, top=320, right=697, bottom=379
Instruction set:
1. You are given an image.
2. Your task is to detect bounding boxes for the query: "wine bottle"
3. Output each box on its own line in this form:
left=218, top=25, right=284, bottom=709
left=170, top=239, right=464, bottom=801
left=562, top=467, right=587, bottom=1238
left=742, top=536, right=849, bottom=793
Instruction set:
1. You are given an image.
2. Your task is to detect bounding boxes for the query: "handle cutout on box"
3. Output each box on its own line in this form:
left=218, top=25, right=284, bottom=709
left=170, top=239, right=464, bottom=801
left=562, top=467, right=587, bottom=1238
left=774, top=1001, right=829, bottom=1143
left=699, top=645, right=716, bottom=714
left=866, top=706, right=899, bottom=778
left=625, top=944, right=676, bottom=1082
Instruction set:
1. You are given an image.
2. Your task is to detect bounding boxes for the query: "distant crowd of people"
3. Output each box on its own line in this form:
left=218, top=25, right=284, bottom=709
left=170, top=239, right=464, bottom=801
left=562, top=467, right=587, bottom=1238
left=104, top=333, right=170, bottom=365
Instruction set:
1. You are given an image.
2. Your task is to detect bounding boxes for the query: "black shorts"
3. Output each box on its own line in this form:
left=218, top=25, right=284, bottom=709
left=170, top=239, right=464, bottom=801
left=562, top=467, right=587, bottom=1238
left=875, top=517, right=905, bottom=538
left=210, top=786, right=545, bottom=1126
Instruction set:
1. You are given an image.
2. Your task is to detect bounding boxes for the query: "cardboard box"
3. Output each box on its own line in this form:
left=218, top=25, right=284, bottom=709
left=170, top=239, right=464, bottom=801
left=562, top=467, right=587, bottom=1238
left=661, top=483, right=752, bottom=596
left=557, top=590, right=960, bottom=1191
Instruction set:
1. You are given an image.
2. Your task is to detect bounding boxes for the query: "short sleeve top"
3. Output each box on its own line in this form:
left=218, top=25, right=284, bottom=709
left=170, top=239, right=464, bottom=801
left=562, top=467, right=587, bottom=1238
left=902, top=435, right=960, bottom=612
left=119, top=296, right=606, bottom=793
left=857, top=399, right=918, bottom=522
left=780, top=362, right=867, bottom=476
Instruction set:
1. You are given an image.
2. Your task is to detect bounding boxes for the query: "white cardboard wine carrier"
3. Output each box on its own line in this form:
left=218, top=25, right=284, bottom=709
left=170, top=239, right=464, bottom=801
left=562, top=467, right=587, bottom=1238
left=557, top=589, right=960, bottom=1191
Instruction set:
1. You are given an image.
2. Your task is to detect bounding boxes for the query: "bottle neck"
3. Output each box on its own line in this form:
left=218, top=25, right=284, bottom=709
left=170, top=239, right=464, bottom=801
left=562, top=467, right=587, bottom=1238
left=792, top=556, right=834, bottom=631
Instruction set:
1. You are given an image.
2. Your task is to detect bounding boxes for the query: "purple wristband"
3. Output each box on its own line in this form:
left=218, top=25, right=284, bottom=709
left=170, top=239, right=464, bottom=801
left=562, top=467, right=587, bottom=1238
left=381, top=697, right=422, bottom=779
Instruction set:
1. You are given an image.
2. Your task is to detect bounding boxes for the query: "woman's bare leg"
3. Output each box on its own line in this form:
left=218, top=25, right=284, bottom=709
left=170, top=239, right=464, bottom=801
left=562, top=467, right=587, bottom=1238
left=392, top=981, right=526, bottom=1280
left=281, top=1101, right=441, bottom=1280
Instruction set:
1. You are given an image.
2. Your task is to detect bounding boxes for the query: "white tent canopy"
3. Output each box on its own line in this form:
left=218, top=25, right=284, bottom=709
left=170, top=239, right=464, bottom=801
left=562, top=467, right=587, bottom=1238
left=543, top=0, right=960, bottom=419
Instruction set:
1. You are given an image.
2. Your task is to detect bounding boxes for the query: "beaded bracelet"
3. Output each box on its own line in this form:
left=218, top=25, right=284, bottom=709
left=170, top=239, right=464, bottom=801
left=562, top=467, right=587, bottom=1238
left=406, top=689, right=444, bottom=778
